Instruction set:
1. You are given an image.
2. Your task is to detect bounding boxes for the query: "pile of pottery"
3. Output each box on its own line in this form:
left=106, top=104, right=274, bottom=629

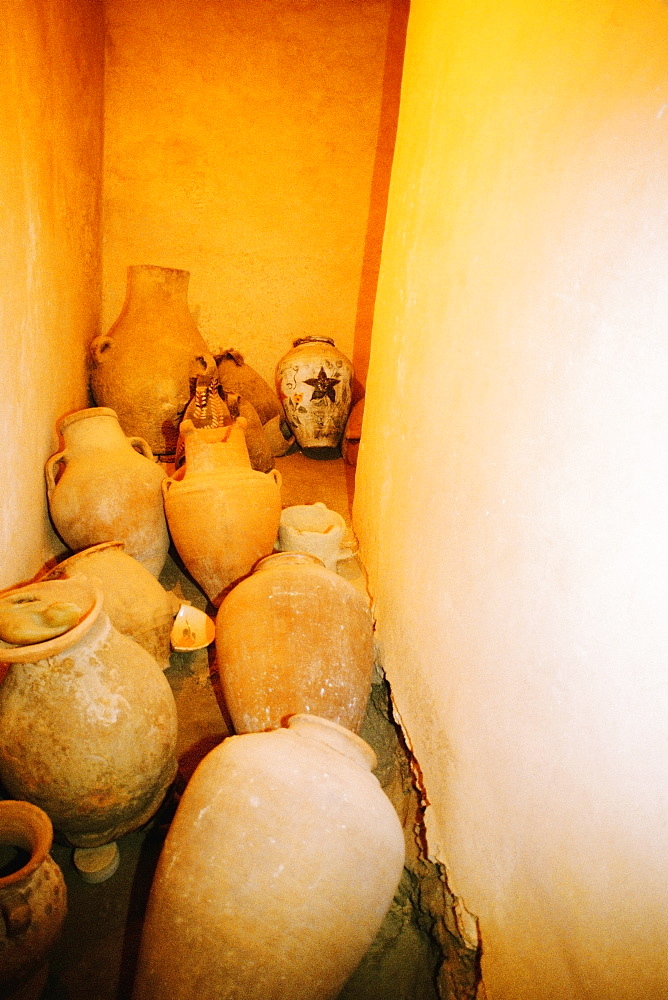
left=0, top=264, right=400, bottom=1000
left=88, top=264, right=362, bottom=465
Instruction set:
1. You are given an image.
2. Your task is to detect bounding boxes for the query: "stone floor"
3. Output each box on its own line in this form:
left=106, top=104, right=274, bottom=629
left=20, top=453, right=475, bottom=1000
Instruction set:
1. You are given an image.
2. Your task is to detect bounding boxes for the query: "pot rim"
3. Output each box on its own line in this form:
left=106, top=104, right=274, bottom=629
left=41, top=541, right=126, bottom=580
left=287, top=713, right=377, bottom=772
left=0, top=801, right=54, bottom=888
left=0, top=578, right=104, bottom=663
left=57, top=407, right=119, bottom=433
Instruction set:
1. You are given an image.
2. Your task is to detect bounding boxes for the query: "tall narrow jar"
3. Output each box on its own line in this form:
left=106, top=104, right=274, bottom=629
left=89, top=265, right=216, bottom=456
left=131, top=715, right=405, bottom=1000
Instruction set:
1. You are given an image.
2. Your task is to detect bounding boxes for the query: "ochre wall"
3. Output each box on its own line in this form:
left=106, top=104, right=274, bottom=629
left=0, top=1, right=104, bottom=591
left=102, top=0, right=401, bottom=389
left=355, top=1, right=668, bottom=997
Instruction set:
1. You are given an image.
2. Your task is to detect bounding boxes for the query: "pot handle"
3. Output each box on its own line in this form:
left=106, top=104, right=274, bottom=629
left=161, top=478, right=172, bottom=499
left=45, top=451, right=67, bottom=500
left=89, top=334, right=113, bottom=367
left=270, top=468, right=282, bottom=489
left=1, top=890, right=31, bottom=937
left=129, top=436, right=155, bottom=461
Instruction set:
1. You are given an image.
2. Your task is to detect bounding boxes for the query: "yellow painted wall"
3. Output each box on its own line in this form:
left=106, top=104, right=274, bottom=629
left=102, top=0, right=400, bottom=389
left=355, top=0, right=668, bottom=996
left=0, top=1, right=104, bottom=591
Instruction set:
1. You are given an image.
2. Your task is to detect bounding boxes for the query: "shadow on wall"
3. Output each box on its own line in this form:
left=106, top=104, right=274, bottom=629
left=352, top=0, right=410, bottom=391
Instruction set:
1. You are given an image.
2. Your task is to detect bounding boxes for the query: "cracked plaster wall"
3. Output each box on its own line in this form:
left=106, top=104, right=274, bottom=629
left=354, top=1, right=668, bottom=997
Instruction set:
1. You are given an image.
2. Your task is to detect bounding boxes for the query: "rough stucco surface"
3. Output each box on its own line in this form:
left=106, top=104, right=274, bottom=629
left=0, top=1, right=104, bottom=591
left=354, top=0, right=668, bottom=997
left=102, top=0, right=393, bottom=389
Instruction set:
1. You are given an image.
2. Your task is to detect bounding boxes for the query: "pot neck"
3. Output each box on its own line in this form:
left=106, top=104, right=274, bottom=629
left=287, top=714, right=377, bottom=772
left=125, top=265, right=190, bottom=309
left=254, top=551, right=325, bottom=573
left=292, top=336, right=335, bottom=348
left=181, top=418, right=251, bottom=476
left=57, top=408, right=129, bottom=452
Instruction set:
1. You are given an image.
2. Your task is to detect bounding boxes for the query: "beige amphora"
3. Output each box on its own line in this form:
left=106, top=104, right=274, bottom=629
left=276, top=501, right=356, bottom=571
left=45, top=407, right=169, bottom=577
left=131, top=715, right=405, bottom=1000
left=163, top=418, right=282, bottom=606
left=41, top=541, right=178, bottom=670
left=0, top=801, right=67, bottom=1000
left=215, top=551, right=374, bottom=733
left=0, top=578, right=178, bottom=850
left=89, top=265, right=216, bottom=456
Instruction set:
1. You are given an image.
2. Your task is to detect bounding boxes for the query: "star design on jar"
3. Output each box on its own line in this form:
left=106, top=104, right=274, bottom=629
left=304, top=368, right=340, bottom=403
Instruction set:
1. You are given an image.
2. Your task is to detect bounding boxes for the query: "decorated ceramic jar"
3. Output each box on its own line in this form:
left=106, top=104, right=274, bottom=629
left=275, top=337, right=353, bottom=450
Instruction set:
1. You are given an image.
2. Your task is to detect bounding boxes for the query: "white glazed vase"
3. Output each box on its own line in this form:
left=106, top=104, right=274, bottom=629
left=275, top=336, right=353, bottom=450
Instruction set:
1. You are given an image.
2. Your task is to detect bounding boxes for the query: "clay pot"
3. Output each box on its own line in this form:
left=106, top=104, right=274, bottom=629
left=163, top=419, right=282, bottom=606
left=275, top=336, right=354, bottom=450
left=89, top=265, right=216, bottom=456
left=131, top=714, right=405, bottom=1000
left=45, top=407, right=169, bottom=577
left=0, top=801, right=67, bottom=1000
left=0, top=578, right=178, bottom=849
left=215, top=551, right=373, bottom=734
left=41, top=541, right=178, bottom=670
left=276, top=502, right=356, bottom=572
left=215, top=348, right=283, bottom=425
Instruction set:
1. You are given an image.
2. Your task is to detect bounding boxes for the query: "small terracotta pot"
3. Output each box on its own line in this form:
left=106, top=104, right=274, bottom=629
left=0, top=578, right=178, bottom=848
left=0, top=801, right=67, bottom=999
left=131, top=715, right=405, bottom=1000
left=216, top=551, right=374, bottom=733
left=45, top=407, right=169, bottom=577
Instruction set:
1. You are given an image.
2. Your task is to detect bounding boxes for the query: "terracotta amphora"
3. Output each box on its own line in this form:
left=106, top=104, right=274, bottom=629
left=41, top=541, right=178, bottom=670
left=163, top=419, right=282, bottom=606
left=131, top=714, right=405, bottom=1000
left=0, top=801, right=67, bottom=1000
left=215, top=551, right=374, bottom=734
left=89, top=265, right=216, bottom=456
left=0, top=578, right=178, bottom=849
left=275, top=336, right=354, bottom=450
left=45, top=407, right=169, bottom=577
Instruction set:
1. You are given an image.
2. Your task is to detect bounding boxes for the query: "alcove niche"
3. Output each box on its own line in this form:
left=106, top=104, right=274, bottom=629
left=1, top=2, right=478, bottom=997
